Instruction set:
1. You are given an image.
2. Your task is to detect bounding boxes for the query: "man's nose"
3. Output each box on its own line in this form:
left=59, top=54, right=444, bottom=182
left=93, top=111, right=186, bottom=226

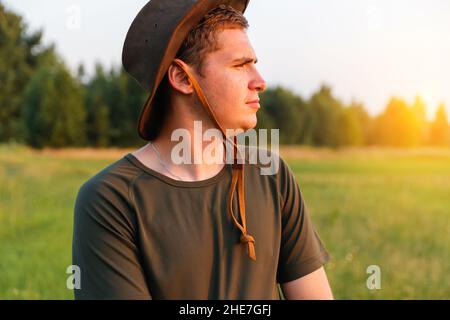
left=249, top=68, right=267, bottom=93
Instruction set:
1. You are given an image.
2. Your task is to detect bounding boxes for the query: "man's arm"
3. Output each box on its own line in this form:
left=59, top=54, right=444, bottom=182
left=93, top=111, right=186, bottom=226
left=281, top=266, right=334, bottom=300
left=73, top=178, right=152, bottom=299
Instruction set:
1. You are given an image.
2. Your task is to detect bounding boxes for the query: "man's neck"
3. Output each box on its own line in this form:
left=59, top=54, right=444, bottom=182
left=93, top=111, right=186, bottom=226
left=133, top=121, right=227, bottom=182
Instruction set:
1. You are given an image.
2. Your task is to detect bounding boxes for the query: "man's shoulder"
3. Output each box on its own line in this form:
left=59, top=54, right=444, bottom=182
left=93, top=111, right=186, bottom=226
left=241, top=145, right=287, bottom=177
left=241, top=146, right=299, bottom=199
left=73, top=155, right=142, bottom=230
left=77, top=154, right=142, bottom=200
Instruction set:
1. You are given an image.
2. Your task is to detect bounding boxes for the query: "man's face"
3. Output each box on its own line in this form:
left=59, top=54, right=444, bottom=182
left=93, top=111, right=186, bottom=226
left=196, top=28, right=267, bottom=132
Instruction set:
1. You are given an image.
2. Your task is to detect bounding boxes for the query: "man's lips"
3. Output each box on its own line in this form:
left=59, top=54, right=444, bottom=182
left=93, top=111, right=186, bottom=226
left=246, top=99, right=260, bottom=109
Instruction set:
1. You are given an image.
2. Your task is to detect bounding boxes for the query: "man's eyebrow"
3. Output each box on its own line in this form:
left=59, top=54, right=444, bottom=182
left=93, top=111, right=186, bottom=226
left=231, top=56, right=258, bottom=64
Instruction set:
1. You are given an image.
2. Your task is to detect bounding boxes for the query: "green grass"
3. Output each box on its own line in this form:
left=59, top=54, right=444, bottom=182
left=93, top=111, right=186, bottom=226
left=0, top=143, right=449, bottom=299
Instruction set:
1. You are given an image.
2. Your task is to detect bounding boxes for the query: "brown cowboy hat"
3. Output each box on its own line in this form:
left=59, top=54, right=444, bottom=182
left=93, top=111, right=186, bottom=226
left=122, top=0, right=250, bottom=141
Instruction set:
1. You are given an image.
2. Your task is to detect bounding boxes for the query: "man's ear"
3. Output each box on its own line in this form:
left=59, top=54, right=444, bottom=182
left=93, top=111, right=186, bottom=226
left=167, top=59, right=193, bottom=95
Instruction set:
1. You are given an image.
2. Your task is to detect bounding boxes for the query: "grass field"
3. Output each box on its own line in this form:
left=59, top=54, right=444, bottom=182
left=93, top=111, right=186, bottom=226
left=1, top=143, right=449, bottom=299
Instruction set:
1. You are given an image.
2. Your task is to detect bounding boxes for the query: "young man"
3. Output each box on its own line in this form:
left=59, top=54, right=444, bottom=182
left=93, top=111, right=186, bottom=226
left=72, top=0, right=333, bottom=299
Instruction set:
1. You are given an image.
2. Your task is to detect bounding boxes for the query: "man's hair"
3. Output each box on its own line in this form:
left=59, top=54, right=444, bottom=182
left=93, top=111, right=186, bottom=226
left=176, top=4, right=249, bottom=76
left=147, top=5, right=249, bottom=140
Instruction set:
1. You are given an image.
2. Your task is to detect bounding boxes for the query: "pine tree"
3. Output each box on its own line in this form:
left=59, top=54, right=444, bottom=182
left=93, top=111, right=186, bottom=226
left=0, top=3, right=51, bottom=142
left=22, top=54, right=86, bottom=148
left=429, top=104, right=450, bottom=146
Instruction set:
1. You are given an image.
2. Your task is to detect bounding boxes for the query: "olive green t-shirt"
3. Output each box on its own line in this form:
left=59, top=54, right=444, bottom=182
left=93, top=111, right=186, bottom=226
left=72, top=149, right=330, bottom=299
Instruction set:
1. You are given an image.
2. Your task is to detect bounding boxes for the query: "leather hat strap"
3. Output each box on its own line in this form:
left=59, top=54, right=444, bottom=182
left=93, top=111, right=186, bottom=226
left=173, top=59, right=256, bottom=261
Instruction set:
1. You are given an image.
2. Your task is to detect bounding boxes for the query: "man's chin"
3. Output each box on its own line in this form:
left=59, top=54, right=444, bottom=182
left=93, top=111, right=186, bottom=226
left=223, top=118, right=257, bottom=135
left=242, top=118, right=258, bottom=131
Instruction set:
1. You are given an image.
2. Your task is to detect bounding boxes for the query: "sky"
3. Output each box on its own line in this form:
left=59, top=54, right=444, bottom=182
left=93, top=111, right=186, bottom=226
left=4, top=0, right=450, bottom=120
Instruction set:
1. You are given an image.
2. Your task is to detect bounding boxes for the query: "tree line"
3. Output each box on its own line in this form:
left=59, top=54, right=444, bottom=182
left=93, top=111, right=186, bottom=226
left=1, top=4, right=449, bottom=149
left=257, top=86, right=449, bottom=147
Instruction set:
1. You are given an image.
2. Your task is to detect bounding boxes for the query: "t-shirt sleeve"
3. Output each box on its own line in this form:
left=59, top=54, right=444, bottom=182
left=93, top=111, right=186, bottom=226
left=276, top=157, right=331, bottom=284
left=72, top=177, right=152, bottom=300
